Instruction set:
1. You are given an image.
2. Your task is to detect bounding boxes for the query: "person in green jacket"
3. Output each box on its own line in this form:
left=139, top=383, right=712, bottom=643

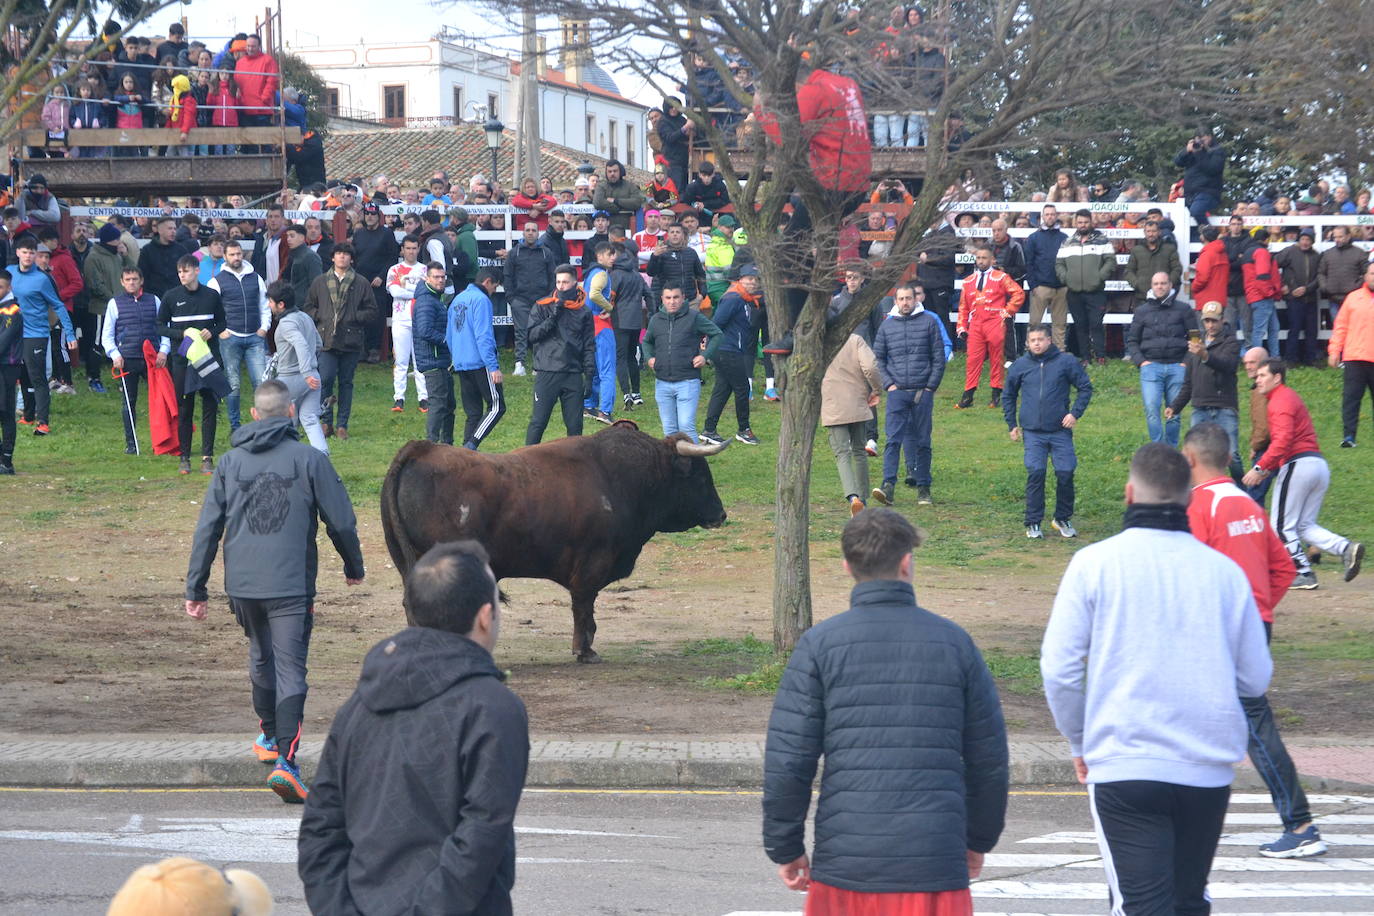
left=448, top=207, right=479, bottom=289
left=704, top=214, right=740, bottom=305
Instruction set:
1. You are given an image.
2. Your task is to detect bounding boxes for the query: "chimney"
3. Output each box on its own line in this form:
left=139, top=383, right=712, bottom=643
left=536, top=36, right=547, bottom=77
left=559, top=18, right=589, bottom=84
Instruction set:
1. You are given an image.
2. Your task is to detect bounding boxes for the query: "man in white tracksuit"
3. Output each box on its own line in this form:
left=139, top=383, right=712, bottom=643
left=1041, top=442, right=1272, bottom=916
left=385, top=235, right=429, bottom=413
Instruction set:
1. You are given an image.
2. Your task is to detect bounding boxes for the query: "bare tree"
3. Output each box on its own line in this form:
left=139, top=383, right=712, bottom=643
left=2, top=0, right=178, bottom=144
left=474, top=0, right=1264, bottom=651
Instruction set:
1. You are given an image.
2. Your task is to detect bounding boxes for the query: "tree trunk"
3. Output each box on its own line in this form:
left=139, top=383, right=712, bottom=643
left=770, top=311, right=825, bottom=652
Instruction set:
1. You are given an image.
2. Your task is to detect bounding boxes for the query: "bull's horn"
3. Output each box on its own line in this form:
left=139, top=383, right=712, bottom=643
left=675, top=437, right=730, bottom=457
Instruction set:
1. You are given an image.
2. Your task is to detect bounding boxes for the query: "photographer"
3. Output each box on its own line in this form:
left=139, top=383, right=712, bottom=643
left=1173, top=130, right=1226, bottom=224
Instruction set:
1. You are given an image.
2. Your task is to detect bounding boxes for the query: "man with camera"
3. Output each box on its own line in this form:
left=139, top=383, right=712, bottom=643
left=1174, top=131, right=1226, bottom=224
left=1167, top=301, right=1242, bottom=477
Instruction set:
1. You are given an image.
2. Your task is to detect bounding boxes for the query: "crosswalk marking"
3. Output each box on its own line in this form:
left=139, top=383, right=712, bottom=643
left=984, top=853, right=1374, bottom=872
left=971, top=880, right=1374, bottom=898
left=1229, top=793, right=1374, bottom=806
left=1019, top=830, right=1374, bottom=846
left=1227, top=813, right=1374, bottom=825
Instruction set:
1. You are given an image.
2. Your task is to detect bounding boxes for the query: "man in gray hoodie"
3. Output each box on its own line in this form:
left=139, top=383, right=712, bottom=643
left=184, top=379, right=365, bottom=804
left=1041, top=443, right=1271, bottom=915
left=267, top=280, right=327, bottom=454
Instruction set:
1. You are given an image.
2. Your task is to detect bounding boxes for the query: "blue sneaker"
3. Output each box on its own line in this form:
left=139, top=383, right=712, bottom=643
left=764, top=387, right=780, bottom=402
left=267, top=758, right=308, bottom=804
left=1258, top=825, right=1326, bottom=858
left=88, top=379, right=107, bottom=393
left=252, top=733, right=278, bottom=763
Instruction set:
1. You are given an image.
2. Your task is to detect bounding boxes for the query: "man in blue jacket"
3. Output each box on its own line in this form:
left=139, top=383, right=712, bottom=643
left=764, top=509, right=1008, bottom=912
left=447, top=268, right=505, bottom=451
left=8, top=235, right=77, bottom=436
left=412, top=262, right=455, bottom=445
left=871, top=284, right=946, bottom=507
left=1003, top=324, right=1093, bottom=539
left=1023, top=204, right=1068, bottom=351
left=702, top=265, right=762, bottom=446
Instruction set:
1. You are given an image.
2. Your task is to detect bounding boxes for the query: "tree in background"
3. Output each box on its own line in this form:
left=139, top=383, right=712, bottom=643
left=279, top=50, right=330, bottom=139
left=1, top=0, right=178, bottom=143
left=471, top=0, right=1308, bottom=651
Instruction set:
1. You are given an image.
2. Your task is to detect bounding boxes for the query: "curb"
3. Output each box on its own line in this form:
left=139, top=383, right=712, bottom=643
left=2, top=738, right=1370, bottom=791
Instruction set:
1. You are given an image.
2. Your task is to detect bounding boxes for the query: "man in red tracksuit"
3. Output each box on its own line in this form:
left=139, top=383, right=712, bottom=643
left=957, top=245, right=1024, bottom=409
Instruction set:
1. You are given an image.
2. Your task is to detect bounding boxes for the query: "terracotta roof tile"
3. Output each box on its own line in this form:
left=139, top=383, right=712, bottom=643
left=325, top=123, right=652, bottom=190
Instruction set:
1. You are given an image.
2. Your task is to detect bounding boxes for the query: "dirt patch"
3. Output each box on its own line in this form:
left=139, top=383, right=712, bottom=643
left=0, top=496, right=1370, bottom=739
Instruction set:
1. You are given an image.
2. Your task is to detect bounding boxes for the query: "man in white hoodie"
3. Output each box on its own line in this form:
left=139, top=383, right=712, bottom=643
left=1041, top=442, right=1272, bottom=916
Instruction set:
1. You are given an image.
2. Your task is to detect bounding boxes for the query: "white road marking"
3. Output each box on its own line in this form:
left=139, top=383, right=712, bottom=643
left=516, top=826, right=679, bottom=839
left=1063, top=857, right=1374, bottom=872
left=1229, top=813, right=1374, bottom=825
left=971, top=880, right=1374, bottom=898
left=1020, top=829, right=1374, bottom=847
left=115, top=815, right=142, bottom=833
left=1228, top=793, right=1374, bottom=806
left=983, top=853, right=1102, bottom=868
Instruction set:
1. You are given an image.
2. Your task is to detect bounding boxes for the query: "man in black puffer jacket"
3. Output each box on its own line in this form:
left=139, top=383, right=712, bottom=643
left=299, top=540, right=528, bottom=916
left=764, top=509, right=1008, bottom=910
left=1128, top=271, right=1198, bottom=447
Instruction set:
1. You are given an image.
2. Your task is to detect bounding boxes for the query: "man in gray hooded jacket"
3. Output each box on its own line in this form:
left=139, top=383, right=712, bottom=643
left=184, top=379, right=365, bottom=804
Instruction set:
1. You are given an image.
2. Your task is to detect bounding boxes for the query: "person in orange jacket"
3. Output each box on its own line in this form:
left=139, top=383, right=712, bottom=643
left=1329, top=262, right=1374, bottom=447
left=956, top=245, right=1025, bottom=408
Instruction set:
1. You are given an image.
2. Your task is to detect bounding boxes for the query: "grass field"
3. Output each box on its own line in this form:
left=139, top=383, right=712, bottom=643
left=4, top=350, right=1371, bottom=733
left=14, top=350, right=1368, bottom=567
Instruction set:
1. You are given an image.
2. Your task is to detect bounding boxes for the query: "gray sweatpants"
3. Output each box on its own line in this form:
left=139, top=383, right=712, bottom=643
left=231, top=596, right=313, bottom=765
left=279, top=372, right=328, bottom=455
left=1271, top=454, right=1348, bottom=574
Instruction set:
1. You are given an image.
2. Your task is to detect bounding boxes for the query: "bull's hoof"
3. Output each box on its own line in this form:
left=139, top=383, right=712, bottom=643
left=576, top=649, right=603, bottom=664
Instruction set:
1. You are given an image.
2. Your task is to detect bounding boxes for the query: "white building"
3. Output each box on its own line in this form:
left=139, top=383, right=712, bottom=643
left=293, top=23, right=650, bottom=169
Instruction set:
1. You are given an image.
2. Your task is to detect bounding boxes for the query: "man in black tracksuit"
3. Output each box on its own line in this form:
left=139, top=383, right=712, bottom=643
left=504, top=223, right=557, bottom=372
left=524, top=265, right=595, bottom=445
left=349, top=202, right=400, bottom=358
left=138, top=217, right=194, bottom=298
left=608, top=244, right=649, bottom=407
left=185, top=380, right=365, bottom=804
left=299, top=541, right=528, bottom=916
left=157, top=256, right=227, bottom=474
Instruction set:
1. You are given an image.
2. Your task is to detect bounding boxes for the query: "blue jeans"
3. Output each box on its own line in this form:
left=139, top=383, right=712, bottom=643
left=584, top=328, right=617, bottom=414
left=1249, top=298, right=1279, bottom=353
left=221, top=334, right=267, bottom=430
left=1188, top=191, right=1219, bottom=224
left=1140, top=362, right=1185, bottom=445
left=882, top=388, right=933, bottom=486
left=318, top=349, right=362, bottom=430
left=655, top=377, right=701, bottom=442
left=1023, top=428, right=1076, bottom=525
left=1190, top=406, right=1241, bottom=475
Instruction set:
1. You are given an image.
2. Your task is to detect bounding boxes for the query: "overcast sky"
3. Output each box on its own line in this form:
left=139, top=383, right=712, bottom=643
left=173, top=0, right=664, bottom=105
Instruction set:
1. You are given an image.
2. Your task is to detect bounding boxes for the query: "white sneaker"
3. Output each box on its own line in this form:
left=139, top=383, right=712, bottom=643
left=864, top=439, right=878, bottom=457
left=513, top=362, right=527, bottom=376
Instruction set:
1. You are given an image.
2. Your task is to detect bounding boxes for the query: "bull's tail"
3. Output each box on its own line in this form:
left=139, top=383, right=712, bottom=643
left=380, top=440, right=432, bottom=579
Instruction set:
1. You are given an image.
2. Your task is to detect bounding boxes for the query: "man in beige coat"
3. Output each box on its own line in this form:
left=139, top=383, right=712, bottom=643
left=822, top=334, right=885, bottom=515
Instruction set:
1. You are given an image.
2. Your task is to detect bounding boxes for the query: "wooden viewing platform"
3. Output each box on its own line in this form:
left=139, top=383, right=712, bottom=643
left=14, top=127, right=288, bottom=197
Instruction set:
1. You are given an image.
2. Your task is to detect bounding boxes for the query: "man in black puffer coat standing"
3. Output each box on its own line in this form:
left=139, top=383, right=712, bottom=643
left=763, top=509, right=1008, bottom=913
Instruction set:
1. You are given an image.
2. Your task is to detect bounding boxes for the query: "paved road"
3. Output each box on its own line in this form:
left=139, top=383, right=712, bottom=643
left=1, top=786, right=1372, bottom=914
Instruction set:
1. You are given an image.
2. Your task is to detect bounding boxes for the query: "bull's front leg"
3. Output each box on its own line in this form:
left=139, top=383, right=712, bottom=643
left=570, top=590, right=601, bottom=664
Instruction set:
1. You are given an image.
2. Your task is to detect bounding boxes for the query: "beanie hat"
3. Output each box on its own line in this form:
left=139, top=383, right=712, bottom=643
left=98, top=224, right=121, bottom=245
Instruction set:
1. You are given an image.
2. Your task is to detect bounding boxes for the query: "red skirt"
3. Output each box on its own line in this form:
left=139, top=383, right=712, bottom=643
left=804, top=881, right=972, bottom=916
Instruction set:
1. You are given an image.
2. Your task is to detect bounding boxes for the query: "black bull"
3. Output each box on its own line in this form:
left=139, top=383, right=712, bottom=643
left=380, top=421, right=729, bottom=662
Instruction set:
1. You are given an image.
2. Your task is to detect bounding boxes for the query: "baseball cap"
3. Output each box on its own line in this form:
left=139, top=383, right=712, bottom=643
left=361, top=201, right=381, bottom=215
left=644, top=209, right=661, bottom=218
left=448, top=206, right=469, bottom=224
left=107, top=857, right=273, bottom=916
left=738, top=264, right=759, bottom=277
left=1200, top=301, right=1223, bottom=320
left=593, top=209, right=610, bottom=220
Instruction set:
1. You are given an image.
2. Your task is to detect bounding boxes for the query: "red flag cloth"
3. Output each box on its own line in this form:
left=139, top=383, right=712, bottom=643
left=804, top=882, right=972, bottom=916
left=142, top=339, right=181, bottom=455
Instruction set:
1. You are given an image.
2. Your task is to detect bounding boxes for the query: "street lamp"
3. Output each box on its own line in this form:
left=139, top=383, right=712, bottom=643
left=483, top=114, right=504, bottom=184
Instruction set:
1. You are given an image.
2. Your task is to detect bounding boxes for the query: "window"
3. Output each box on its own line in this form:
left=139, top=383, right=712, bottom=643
left=452, top=86, right=464, bottom=120
left=625, top=124, right=635, bottom=167
left=383, top=85, right=406, bottom=121
left=323, top=87, right=339, bottom=115
left=585, top=114, right=596, bottom=149
left=488, top=92, right=499, bottom=118
left=608, top=119, right=618, bottom=160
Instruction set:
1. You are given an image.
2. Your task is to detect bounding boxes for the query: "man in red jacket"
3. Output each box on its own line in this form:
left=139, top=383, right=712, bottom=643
left=1242, top=239, right=1283, bottom=352
left=1184, top=422, right=1322, bottom=859
left=1190, top=225, right=1228, bottom=312
left=234, top=34, right=279, bottom=151
left=756, top=57, right=872, bottom=206
left=956, top=245, right=1024, bottom=408
left=1242, top=359, right=1363, bottom=588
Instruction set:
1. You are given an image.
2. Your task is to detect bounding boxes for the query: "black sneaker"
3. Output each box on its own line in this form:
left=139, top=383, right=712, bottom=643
left=871, top=481, right=895, bottom=506
left=624, top=393, right=635, bottom=409
left=1341, top=436, right=1356, bottom=448
left=735, top=429, right=760, bottom=445
left=201, top=456, right=214, bottom=475
left=591, top=410, right=614, bottom=425
left=903, top=474, right=918, bottom=488
left=418, top=399, right=429, bottom=414
left=700, top=430, right=726, bottom=446
left=178, top=457, right=192, bottom=475
left=391, top=399, right=404, bottom=412
left=0, top=456, right=13, bottom=475
left=124, top=444, right=138, bottom=455
left=917, top=486, right=932, bottom=505
left=1343, top=541, right=1364, bottom=582
left=955, top=389, right=976, bottom=410
left=631, top=393, right=644, bottom=407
